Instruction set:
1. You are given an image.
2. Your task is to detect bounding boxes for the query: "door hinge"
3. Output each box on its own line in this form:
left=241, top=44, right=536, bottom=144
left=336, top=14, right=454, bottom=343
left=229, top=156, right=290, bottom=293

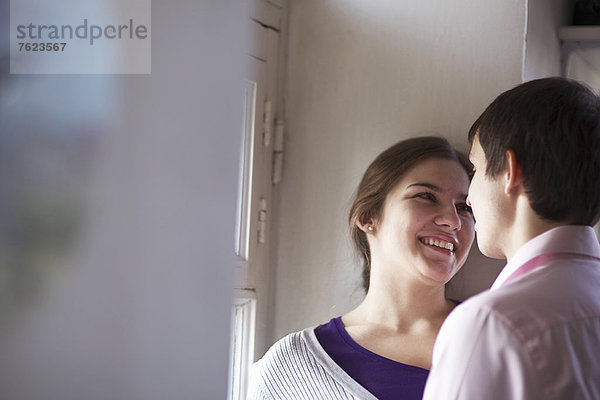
left=257, top=197, right=267, bottom=244
left=272, top=119, right=284, bottom=185
left=263, top=100, right=272, bottom=148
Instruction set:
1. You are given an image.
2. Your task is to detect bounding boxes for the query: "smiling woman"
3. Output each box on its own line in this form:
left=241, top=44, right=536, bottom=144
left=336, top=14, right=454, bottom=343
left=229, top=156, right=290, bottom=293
left=367, top=158, right=474, bottom=288
left=349, top=137, right=474, bottom=292
left=246, top=136, right=475, bottom=400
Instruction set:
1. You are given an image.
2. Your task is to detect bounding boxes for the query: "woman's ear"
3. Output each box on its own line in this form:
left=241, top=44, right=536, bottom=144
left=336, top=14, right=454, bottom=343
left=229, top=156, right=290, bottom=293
left=504, top=149, right=523, bottom=195
left=357, top=218, right=376, bottom=234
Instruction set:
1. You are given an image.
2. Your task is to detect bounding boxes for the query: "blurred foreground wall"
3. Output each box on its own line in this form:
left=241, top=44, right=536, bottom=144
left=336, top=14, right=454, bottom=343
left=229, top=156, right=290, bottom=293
left=0, top=1, right=246, bottom=399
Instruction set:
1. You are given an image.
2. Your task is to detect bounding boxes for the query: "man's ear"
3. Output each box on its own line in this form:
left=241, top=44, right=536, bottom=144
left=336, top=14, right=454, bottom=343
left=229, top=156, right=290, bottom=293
left=504, top=149, right=523, bottom=195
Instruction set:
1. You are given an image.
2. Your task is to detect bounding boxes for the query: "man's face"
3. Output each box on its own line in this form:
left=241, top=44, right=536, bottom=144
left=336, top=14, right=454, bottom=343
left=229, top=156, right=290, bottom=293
left=467, top=135, right=508, bottom=259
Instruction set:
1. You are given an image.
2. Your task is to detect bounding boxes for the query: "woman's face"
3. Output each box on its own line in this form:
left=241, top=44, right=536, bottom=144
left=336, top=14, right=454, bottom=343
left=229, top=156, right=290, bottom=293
left=367, top=157, right=475, bottom=286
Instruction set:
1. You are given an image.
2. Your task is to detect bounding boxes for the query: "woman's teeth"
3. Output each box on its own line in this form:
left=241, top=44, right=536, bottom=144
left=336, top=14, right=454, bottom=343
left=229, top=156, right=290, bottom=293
left=422, top=238, right=454, bottom=252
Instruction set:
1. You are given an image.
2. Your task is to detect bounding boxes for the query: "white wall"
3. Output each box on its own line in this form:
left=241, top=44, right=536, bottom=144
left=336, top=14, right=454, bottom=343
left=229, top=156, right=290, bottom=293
left=271, top=0, right=529, bottom=344
left=524, top=0, right=571, bottom=80
left=0, top=2, right=246, bottom=399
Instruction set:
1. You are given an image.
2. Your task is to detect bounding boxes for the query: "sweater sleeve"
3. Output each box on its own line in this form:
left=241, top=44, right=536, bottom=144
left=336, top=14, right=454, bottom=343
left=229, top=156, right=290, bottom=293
left=246, top=360, right=272, bottom=400
left=244, top=330, right=361, bottom=400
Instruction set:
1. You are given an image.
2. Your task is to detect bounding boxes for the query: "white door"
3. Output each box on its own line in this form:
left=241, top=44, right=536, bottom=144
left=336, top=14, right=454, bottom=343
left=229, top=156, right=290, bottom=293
left=229, top=14, right=281, bottom=400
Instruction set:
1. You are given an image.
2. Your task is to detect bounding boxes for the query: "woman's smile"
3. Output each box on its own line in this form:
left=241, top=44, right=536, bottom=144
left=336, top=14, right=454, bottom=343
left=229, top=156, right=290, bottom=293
left=418, top=235, right=458, bottom=253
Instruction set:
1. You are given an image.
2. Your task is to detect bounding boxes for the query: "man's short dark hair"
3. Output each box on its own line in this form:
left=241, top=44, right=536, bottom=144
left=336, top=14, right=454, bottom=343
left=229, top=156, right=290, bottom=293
left=468, top=77, right=600, bottom=226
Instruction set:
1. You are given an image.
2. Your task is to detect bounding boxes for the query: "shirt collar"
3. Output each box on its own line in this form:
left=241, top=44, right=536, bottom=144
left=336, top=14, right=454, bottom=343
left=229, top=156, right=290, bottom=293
left=491, top=225, right=600, bottom=290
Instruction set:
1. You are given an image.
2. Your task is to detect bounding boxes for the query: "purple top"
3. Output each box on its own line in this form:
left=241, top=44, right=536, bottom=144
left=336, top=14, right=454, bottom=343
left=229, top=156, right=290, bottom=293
left=314, top=317, right=429, bottom=400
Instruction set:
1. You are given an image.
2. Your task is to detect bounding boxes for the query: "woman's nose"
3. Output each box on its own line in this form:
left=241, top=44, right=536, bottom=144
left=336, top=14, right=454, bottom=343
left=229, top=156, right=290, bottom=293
left=435, top=204, right=461, bottom=231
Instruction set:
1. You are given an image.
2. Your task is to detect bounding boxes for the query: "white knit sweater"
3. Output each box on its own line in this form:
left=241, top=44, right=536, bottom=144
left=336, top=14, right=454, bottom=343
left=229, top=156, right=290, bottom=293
left=246, top=327, right=377, bottom=400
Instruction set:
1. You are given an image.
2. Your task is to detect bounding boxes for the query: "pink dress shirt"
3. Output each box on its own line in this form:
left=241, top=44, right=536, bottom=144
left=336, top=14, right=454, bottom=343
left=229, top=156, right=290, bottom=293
left=423, top=225, right=600, bottom=400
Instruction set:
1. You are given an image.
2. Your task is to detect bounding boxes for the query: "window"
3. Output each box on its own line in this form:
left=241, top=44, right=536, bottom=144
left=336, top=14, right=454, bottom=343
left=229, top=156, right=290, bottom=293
left=228, top=291, right=256, bottom=400
left=235, top=80, right=257, bottom=261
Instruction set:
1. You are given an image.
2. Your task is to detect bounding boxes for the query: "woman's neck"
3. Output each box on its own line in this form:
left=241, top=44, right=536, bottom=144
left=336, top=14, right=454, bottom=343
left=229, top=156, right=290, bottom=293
left=343, top=276, right=453, bottom=333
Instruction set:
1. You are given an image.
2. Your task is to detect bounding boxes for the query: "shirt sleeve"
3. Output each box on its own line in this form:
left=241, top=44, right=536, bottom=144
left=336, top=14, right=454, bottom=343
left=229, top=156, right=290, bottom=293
left=423, top=301, right=540, bottom=400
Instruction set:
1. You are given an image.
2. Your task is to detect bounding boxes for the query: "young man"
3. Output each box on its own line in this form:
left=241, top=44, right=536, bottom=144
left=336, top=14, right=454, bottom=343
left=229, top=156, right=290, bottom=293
left=423, top=77, right=600, bottom=400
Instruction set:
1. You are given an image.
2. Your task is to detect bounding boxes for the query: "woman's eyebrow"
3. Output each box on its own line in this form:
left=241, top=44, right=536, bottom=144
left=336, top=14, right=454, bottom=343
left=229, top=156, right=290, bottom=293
left=406, top=182, right=440, bottom=191
left=407, top=182, right=468, bottom=199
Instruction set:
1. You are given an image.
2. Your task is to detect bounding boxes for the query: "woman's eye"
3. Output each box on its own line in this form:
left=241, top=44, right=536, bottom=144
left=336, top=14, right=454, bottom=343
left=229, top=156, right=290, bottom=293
left=415, top=192, right=436, bottom=201
left=457, top=203, right=473, bottom=215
